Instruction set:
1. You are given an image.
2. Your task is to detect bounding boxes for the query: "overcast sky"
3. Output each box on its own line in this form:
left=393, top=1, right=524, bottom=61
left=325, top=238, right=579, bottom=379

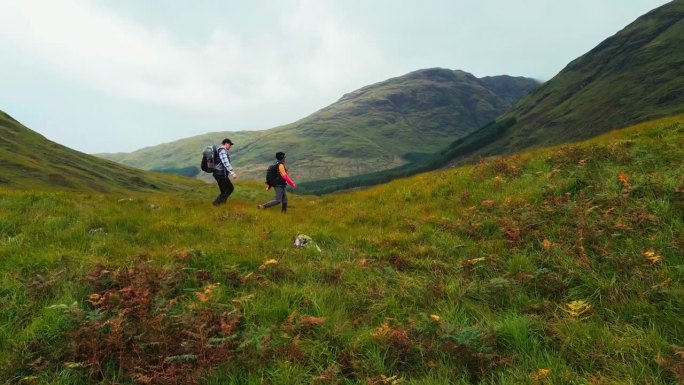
left=0, top=0, right=671, bottom=153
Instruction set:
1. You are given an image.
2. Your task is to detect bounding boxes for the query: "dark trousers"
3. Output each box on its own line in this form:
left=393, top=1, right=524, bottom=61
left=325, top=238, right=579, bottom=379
left=262, top=185, right=288, bottom=212
left=212, top=172, right=234, bottom=205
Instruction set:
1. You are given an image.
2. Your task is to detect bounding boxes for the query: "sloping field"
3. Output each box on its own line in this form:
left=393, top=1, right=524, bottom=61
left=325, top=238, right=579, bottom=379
left=1, top=115, right=682, bottom=384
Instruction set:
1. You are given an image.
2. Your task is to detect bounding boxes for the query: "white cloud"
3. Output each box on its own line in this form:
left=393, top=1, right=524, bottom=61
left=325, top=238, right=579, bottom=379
left=0, top=0, right=668, bottom=153
left=283, top=0, right=385, bottom=90
left=0, top=0, right=231, bottom=111
left=0, top=0, right=384, bottom=115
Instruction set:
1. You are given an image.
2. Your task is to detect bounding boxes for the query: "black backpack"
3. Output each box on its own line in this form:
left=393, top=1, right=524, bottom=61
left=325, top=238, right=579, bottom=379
left=200, top=145, right=219, bottom=173
left=266, top=162, right=285, bottom=186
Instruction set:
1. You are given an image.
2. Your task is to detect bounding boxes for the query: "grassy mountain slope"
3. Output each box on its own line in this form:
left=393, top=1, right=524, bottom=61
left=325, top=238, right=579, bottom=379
left=2, top=115, right=683, bottom=384
left=453, top=0, right=684, bottom=160
left=98, top=69, right=538, bottom=181
left=299, top=1, right=684, bottom=195
left=0, top=110, right=200, bottom=192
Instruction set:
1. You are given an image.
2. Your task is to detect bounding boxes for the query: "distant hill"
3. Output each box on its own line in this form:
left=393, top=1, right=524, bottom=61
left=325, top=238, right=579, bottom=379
left=298, top=1, right=684, bottom=194
left=0, top=110, right=200, bottom=192
left=98, top=69, right=538, bottom=181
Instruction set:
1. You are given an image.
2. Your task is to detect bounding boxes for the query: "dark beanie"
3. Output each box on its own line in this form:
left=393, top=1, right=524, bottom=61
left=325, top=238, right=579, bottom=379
left=276, top=152, right=285, bottom=161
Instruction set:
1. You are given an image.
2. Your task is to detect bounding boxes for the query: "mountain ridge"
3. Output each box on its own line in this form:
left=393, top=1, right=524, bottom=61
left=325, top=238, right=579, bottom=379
left=97, top=68, right=539, bottom=181
left=460, top=1, right=684, bottom=159
left=296, top=1, right=684, bottom=194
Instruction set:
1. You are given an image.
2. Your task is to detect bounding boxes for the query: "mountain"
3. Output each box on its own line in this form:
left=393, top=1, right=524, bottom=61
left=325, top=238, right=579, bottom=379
left=98, top=69, right=538, bottom=181
left=298, top=1, right=684, bottom=194
left=447, top=0, right=684, bottom=162
left=0, top=110, right=200, bottom=192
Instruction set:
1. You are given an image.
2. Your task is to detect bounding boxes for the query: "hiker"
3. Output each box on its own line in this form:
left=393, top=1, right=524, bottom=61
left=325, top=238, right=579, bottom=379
left=258, top=152, right=295, bottom=213
left=212, top=138, right=237, bottom=206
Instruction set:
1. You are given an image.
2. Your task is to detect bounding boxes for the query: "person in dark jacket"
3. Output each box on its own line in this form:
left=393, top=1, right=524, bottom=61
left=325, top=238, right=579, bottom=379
left=258, top=152, right=295, bottom=212
left=212, top=138, right=237, bottom=206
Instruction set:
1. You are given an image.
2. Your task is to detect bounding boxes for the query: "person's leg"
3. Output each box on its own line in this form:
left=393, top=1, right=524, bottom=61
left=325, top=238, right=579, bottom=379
left=281, top=188, right=288, bottom=213
left=261, top=186, right=284, bottom=208
left=215, top=173, right=231, bottom=204
left=224, top=178, right=234, bottom=202
left=213, top=173, right=226, bottom=205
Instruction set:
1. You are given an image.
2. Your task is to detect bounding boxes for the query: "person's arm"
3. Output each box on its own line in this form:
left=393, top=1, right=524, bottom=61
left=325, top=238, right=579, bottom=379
left=278, top=164, right=295, bottom=188
left=219, top=148, right=236, bottom=178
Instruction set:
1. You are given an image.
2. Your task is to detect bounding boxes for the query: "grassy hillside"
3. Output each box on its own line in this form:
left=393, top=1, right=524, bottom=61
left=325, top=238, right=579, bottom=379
left=0, top=110, right=201, bottom=192
left=98, top=69, right=538, bottom=182
left=453, top=1, right=684, bottom=160
left=1, top=115, right=682, bottom=384
left=296, top=118, right=519, bottom=195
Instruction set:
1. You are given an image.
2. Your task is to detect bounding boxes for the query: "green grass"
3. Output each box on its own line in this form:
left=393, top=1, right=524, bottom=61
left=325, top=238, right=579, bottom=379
left=1, top=115, right=683, bottom=384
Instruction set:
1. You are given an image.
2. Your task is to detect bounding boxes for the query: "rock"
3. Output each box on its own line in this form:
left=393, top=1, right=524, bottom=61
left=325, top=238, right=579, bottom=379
left=88, top=227, right=105, bottom=235
left=293, top=234, right=321, bottom=252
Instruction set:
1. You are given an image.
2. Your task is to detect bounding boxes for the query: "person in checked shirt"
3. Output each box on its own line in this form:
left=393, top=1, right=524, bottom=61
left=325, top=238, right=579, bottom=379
left=212, top=138, right=237, bottom=206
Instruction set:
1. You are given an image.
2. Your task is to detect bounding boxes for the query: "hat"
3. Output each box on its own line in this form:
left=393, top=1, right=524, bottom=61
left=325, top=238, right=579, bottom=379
left=222, top=138, right=234, bottom=145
